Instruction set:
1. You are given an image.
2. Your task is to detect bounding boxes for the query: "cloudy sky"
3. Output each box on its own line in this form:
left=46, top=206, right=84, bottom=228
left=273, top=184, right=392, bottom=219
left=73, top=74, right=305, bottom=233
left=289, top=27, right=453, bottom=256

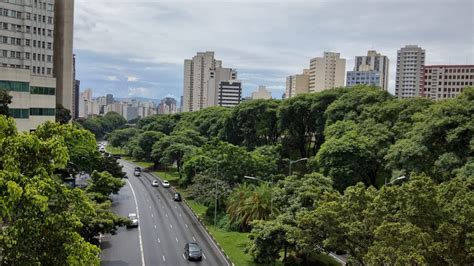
left=74, top=0, right=474, bottom=101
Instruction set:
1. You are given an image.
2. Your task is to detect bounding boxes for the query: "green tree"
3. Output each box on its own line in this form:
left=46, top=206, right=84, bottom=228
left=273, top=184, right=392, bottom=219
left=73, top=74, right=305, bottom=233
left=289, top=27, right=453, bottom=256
left=279, top=88, right=346, bottom=158
left=132, top=131, right=165, bottom=161
left=86, top=171, right=125, bottom=202
left=174, top=106, right=231, bottom=138
left=102, top=111, right=127, bottom=132
left=0, top=89, right=12, bottom=116
left=224, top=99, right=280, bottom=149
left=82, top=116, right=105, bottom=139
left=56, top=104, right=72, bottom=124
left=107, top=127, right=142, bottom=148
left=138, top=114, right=179, bottom=134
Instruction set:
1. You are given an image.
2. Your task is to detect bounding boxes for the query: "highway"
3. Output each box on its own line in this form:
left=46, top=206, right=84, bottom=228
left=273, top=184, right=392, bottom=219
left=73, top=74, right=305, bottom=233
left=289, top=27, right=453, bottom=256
left=100, top=159, right=230, bottom=266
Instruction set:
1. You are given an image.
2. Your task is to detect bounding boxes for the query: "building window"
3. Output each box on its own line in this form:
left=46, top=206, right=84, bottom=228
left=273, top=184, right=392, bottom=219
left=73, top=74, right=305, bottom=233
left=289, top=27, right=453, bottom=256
left=25, top=39, right=30, bottom=46
left=30, top=86, right=55, bottom=95
left=1, top=50, right=6, bottom=57
left=47, top=55, right=51, bottom=62
left=10, top=51, right=15, bottom=58
left=26, top=52, right=30, bottom=59
left=47, top=16, right=52, bottom=24
left=30, top=108, right=55, bottom=116
left=47, top=42, right=51, bottom=49
left=47, top=29, right=52, bottom=36
left=0, top=80, right=30, bottom=92
left=9, top=109, right=30, bottom=119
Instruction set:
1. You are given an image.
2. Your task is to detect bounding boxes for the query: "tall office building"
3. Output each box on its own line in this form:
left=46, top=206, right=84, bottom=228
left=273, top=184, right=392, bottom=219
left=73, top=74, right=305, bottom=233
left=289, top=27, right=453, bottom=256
left=395, top=45, right=425, bottom=98
left=218, top=80, right=242, bottom=107
left=309, top=52, right=346, bottom=92
left=105, top=93, right=113, bottom=105
left=53, top=0, right=74, bottom=113
left=182, top=51, right=222, bottom=112
left=72, top=53, right=79, bottom=119
left=346, top=50, right=389, bottom=90
left=158, top=97, right=177, bottom=114
left=207, top=67, right=237, bottom=107
left=285, top=69, right=310, bottom=98
left=421, top=65, right=474, bottom=101
left=0, top=0, right=74, bottom=131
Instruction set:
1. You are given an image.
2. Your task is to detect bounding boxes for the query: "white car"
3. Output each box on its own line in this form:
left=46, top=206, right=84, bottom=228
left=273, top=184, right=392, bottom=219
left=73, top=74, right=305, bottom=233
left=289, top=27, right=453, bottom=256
left=127, top=213, right=138, bottom=228
left=152, top=180, right=159, bottom=187
left=161, top=180, right=170, bottom=188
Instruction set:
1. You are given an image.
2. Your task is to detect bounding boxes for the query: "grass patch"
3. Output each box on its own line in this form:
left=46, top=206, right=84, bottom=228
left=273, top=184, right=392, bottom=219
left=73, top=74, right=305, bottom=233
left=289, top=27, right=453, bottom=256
left=207, top=225, right=257, bottom=266
left=153, top=167, right=180, bottom=182
left=105, top=146, right=125, bottom=155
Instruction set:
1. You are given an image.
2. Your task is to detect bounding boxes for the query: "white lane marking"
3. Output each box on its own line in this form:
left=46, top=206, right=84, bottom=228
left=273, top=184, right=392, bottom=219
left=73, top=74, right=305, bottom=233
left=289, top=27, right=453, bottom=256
left=175, top=237, right=179, bottom=242
left=203, top=253, right=206, bottom=260
left=185, top=224, right=188, bottom=229
left=158, top=238, right=161, bottom=243
left=151, top=213, right=154, bottom=218
left=154, top=225, right=157, bottom=229
left=162, top=256, right=166, bottom=262
left=193, top=236, right=196, bottom=241
left=149, top=206, right=151, bottom=209
left=127, top=180, right=146, bottom=266
left=162, top=205, right=164, bottom=209
left=174, top=205, right=177, bottom=208
left=165, top=214, right=168, bottom=218
left=182, top=254, right=186, bottom=260
left=179, top=213, right=182, bottom=217
left=170, top=224, right=173, bottom=229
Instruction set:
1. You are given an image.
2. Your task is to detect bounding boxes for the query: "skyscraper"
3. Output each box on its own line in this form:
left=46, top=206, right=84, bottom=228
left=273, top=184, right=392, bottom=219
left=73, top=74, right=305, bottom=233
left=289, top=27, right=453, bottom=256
left=0, top=0, right=74, bottom=130
left=346, top=50, right=389, bottom=90
left=395, top=45, right=425, bottom=98
left=182, top=51, right=222, bottom=112
left=106, top=93, right=114, bottom=105
left=309, top=52, right=346, bottom=92
left=72, top=53, right=79, bottom=119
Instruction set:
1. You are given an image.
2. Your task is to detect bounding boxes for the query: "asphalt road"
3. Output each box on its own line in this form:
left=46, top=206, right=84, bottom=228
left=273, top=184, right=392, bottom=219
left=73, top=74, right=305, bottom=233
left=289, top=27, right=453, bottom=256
left=100, top=160, right=230, bottom=266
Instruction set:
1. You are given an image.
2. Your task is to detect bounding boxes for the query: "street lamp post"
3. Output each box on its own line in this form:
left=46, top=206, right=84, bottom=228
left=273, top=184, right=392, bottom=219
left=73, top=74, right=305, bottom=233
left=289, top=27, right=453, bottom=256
left=244, top=175, right=274, bottom=218
left=288, top=157, right=308, bottom=176
left=385, top=175, right=408, bottom=185
left=214, top=163, right=218, bottom=226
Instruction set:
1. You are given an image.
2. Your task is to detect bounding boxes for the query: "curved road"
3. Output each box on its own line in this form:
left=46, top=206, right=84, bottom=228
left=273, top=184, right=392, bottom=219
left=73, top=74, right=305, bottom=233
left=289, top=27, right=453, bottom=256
left=100, top=160, right=230, bottom=266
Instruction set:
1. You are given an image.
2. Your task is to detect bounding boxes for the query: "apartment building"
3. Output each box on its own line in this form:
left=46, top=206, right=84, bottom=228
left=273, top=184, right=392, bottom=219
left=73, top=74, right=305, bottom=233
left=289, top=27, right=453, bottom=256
left=0, top=0, right=74, bottom=131
left=158, top=97, right=177, bottom=114
left=395, top=45, right=425, bottom=98
left=421, top=65, right=474, bottom=100
left=309, top=52, right=346, bottom=92
left=207, top=67, right=237, bottom=107
left=285, top=69, right=309, bottom=98
left=346, top=50, right=389, bottom=90
left=182, top=51, right=222, bottom=112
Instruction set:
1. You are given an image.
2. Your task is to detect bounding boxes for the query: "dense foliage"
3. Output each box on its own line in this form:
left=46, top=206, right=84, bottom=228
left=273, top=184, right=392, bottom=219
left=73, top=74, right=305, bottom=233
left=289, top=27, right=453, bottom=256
left=0, top=117, right=128, bottom=265
left=80, top=111, right=127, bottom=139
left=105, top=85, right=473, bottom=264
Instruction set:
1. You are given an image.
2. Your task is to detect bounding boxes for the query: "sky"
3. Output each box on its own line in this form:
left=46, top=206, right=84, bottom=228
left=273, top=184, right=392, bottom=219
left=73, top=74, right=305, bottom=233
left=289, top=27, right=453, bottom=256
left=74, top=0, right=474, bottom=101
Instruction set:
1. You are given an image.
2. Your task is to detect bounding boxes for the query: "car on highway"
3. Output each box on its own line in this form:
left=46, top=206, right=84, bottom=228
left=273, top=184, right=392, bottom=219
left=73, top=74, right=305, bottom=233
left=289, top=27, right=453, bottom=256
left=161, top=180, right=170, bottom=188
left=184, top=242, right=202, bottom=261
left=134, top=167, right=141, bottom=177
left=173, top=192, right=182, bottom=201
left=126, top=213, right=138, bottom=228
left=152, top=180, right=159, bottom=187
left=99, top=146, right=105, bottom=152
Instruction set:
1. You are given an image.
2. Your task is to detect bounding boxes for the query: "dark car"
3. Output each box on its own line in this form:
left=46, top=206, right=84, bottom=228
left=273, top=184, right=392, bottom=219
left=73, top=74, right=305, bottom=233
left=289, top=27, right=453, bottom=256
left=184, top=242, right=202, bottom=261
left=173, top=192, right=182, bottom=202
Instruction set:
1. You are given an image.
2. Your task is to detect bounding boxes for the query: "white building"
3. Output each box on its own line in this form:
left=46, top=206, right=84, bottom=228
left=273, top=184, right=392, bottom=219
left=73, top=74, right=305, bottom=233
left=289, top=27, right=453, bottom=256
left=309, top=52, right=346, bottom=92
left=285, top=69, right=310, bottom=98
left=0, top=0, right=74, bottom=131
left=182, top=51, right=222, bottom=112
left=251, top=85, right=272, bottom=100
left=395, top=45, right=425, bottom=98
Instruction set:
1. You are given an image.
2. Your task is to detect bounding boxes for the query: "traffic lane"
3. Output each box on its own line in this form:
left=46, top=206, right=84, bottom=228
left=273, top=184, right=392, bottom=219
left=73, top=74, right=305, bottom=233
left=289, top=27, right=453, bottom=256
left=123, top=162, right=190, bottom=266
left=120, top=160, right=228, bottom=265
left=100, top=179, right=141, bottom=266
left=138, top=171, right=228, bottom=266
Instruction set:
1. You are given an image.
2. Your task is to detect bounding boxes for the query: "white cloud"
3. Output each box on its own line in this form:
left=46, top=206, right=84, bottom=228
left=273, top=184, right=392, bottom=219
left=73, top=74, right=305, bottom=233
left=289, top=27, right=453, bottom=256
left=105, top=75, right=119, bottom=81
left=127, top=76, right=139, bottom=82
left=128, top=87, right=150, bottom=97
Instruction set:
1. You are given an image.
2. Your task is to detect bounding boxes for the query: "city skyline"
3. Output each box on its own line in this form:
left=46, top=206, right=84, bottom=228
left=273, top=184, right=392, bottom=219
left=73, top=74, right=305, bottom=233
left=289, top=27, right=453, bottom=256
left=73, top=0, right=473, bottom=100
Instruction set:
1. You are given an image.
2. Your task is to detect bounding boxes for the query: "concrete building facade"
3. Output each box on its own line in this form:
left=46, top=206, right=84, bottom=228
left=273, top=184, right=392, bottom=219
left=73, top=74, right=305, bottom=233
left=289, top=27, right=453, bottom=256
left=182, top=51, right=222, bottom=112
left=251, top=85, right=272, bottom=100
left=207, top=67, right=236, bottom=107
left=395, top=45, right=425, bottom=98
left=218, top=80, right=241, bottom=107
left=285, top=69, right=310, bottom=98
left=421, top=65, right=474, bottom=100
left=309, top=52, right=346, bottom=92
left=158, top=97, right=177, bottom=114
left=346, top=50, right=389, bottom=90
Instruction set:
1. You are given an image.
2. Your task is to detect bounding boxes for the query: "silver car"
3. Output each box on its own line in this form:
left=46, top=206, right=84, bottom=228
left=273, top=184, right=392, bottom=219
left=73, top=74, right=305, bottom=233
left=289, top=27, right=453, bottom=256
left=127, top=213, right=139, bottom=228
left=161, top=180, right=170, bottom=188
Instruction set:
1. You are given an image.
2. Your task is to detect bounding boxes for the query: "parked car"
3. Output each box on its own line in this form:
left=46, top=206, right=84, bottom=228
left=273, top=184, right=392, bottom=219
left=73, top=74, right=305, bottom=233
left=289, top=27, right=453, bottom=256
left=173, top=192, right=182, bottom=201
left=152, top=180, right=159, bottom=187
left=161, top=180, right=170, bottom=188
left=184, top=242, right=202, bottom=261
left=127, top=213, right=139, bottom=228
left=134, top=167, right=141, bottom=177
